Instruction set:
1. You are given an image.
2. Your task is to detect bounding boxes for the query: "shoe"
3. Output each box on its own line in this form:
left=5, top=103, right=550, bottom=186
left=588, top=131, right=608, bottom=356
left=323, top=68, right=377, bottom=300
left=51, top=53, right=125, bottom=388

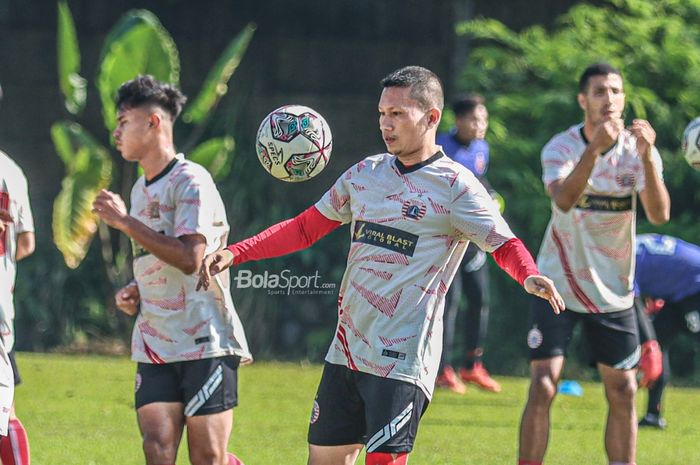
left=638, top=413, right=667, bottom=430
left=459, top=363, right=502, bottom=393
left=227, top=452, right=245, bottom=465
left=436, top=365, right=467, bottom=394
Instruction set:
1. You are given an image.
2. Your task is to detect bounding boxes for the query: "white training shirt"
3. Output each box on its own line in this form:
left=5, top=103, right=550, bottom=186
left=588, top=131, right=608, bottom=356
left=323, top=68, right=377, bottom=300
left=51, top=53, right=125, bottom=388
left=315, top=151, right=515, bottom=398
left=0, top=150, right=34, bottom=351
left=536, top=124, right=663, bottom=313
left=130, top=155, right=251, bottom=364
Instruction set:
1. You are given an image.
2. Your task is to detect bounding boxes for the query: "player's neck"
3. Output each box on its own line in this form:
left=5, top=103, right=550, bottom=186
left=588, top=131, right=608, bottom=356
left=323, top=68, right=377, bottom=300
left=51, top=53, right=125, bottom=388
left=141, top=146, right=177, bottom=181
left=396, top=143, right=440, bottom=166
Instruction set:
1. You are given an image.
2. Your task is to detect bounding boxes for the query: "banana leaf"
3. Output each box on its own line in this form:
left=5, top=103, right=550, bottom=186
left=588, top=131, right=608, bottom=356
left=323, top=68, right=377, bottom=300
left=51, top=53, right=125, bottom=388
left=57, top=0, right=87, bottom=115
left=187, top=136, right=235, bottom=181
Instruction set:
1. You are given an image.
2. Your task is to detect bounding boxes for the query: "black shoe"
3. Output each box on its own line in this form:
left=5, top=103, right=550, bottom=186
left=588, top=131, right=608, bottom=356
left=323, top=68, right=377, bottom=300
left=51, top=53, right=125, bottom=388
left=639, top=413, right=667, bottom=429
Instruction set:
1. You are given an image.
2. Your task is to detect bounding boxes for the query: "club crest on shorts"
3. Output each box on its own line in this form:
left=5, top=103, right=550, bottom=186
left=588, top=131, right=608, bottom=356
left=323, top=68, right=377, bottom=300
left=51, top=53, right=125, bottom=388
left=527, top=327, right=543, bottom=349
left=135, top=373, right=142, bottom=392
left=401, top=198, right=427, bottom=221
left=310, top=400, right=320, bottom=424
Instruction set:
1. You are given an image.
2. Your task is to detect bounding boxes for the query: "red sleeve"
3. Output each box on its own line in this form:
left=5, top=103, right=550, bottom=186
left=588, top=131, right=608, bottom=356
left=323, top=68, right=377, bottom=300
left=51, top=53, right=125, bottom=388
left=491, top=238, right=539, bottom=286
left=226, top=206, right=342, bottom=265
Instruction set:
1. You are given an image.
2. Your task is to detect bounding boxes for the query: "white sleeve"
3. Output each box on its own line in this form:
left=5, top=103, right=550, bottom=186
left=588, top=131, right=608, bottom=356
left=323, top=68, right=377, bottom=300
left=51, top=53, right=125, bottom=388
left=171, top=167, right=217, bottom=239
left=635, top=146, right=663, bottom=193
left=541, top=138, right=576, bottom=188
left=15, top=170, right=34, bottom=234
left=314, top=168, right=353, bottom=224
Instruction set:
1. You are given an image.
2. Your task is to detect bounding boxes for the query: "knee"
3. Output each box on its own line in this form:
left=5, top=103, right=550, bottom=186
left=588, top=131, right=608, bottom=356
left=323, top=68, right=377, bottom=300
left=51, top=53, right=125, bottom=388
left=528, top=374, right=558, bottom=406
left=142, top=434, right=178, bottom=463
left=606, top=377, right=637, bottom=407
left=189, top=446, right=224, bottom=465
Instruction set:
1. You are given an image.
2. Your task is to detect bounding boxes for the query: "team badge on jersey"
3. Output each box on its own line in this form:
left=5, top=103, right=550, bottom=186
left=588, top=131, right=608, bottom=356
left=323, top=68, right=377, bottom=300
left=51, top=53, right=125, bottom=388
left=146, top=199, right=161, bottom=219
left=310, top=400, right=320, bottom=424
left=527, top=327, right=543, bottom=349
left=615, top=172, right=636, bottom=188
left=401, top=198, right=427, bottom=221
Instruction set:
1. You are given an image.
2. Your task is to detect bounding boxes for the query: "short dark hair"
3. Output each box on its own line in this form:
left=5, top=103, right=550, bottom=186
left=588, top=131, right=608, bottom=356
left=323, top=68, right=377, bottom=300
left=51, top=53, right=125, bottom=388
left=578, top=62, right=622, bottom=93
left=452, top=94, right=485, bottom=117
left=380, top=66, right=444, bottom=111
left=116, top=75, right=187, bottom=120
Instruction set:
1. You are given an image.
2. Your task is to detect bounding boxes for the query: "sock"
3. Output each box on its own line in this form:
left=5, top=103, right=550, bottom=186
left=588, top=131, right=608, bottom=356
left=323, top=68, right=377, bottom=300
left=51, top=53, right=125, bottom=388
left=366, top=452, right=408, bottom=465
left=518, top=460, right=542, bottom=465
left=227, top=452, right=245, bottom=465
left=0, top=419, right=30, bottom=465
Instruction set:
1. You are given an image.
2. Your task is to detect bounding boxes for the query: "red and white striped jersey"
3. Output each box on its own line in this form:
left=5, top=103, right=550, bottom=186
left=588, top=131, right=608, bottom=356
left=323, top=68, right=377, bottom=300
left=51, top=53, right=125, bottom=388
left=315, top=151, right=514, bottom=398
left=0, top=150, right=34, bottom=352
left=130, top=155, right=251, bottom=364
left=537, top=124, right=663, bottom=313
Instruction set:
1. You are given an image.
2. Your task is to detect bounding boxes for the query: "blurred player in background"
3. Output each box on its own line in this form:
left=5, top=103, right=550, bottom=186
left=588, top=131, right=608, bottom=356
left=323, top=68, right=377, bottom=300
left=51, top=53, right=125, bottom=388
left=634, top=233, right=700, bottom=429
left=518, top=63, right=670, bottom=465
left=93, top=75, right=251, bottom=465
left=0, top=83, right=34, bottom=465
left=435, top=94, right=502, bottom=394
left=199, top=66, right=564, bottom=465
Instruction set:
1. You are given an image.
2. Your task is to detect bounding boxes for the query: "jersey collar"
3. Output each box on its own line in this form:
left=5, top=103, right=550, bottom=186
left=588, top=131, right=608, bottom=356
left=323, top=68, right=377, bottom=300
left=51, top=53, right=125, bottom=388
left=395, top=151, right=444, bottom=174
left=145, top=157, right=179, bottom=186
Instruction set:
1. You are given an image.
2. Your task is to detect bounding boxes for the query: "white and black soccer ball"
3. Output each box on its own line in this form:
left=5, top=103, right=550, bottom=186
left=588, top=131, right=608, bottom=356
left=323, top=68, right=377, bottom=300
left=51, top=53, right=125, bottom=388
left=682, top=117, right=700, bottom=171
left=255, top=105, right=333, bottom=182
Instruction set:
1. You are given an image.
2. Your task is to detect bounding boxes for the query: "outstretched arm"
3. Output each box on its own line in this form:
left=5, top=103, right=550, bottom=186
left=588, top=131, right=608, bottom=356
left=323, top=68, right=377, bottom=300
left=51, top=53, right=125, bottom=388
left=492, top=238, right=565, bottom=314
left=197, top=206, right=341, bottom=290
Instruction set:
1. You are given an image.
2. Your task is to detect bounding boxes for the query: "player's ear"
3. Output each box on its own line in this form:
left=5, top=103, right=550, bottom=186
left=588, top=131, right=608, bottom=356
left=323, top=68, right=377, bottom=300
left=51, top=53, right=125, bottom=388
left=148, top=112, right=161, bottom=129
left=427, top=108, right=441, bottom=128
left=576, top=93, right=586, bottom=111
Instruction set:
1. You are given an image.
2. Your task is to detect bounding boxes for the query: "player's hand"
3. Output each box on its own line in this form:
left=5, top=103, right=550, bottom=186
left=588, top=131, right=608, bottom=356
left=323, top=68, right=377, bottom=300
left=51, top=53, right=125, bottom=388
left=92, top=189, right=129, bottom=230
left=0, top=208, right=12, bottom=234
left=524, top=275, right=565, bottom=315
left=197, top=249, right=235, bottom=291
left=590, top=117, right=623, bottom=154
left=115, top=282, right=140, bottom=316
left=639, top=339, right=663, bottom=388
left=628, top=119, right=656, bottom=160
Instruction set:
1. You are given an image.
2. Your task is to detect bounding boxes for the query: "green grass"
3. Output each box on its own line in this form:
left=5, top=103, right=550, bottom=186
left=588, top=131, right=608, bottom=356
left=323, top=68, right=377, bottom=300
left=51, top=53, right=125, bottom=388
left=16, top=353, right=700, bottom=464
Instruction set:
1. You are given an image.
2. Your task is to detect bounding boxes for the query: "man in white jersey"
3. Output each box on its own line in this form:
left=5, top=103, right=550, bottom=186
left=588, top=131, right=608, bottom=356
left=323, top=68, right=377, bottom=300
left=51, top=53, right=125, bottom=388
left=92, top=75, right=250, bottom=465
left=198, top=66, right=565, bottom=465
left=518, top=63, right=670, bottom=465
left=0, top=83, right=34, bottom=463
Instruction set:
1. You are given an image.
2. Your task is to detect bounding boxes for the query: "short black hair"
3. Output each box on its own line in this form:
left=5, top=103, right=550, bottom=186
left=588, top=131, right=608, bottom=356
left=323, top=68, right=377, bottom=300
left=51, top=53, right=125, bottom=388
left=578, top=62, right=622, bottom=93
left=380, top=66, right=444, bottom=111
left=116, top=75, right=187, bottom=120
left=452, top=94, right=485, bottom=117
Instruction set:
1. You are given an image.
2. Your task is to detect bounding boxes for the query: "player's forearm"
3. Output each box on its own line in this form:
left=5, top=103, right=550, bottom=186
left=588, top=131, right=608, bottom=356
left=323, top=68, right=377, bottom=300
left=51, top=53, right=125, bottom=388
left=491, top=238, right=539, bottom=286
left=549, top=147, right=599, bottom=211
left=15, top=232, right=35, bottom=261
left=640, top=158, right=670, bottom=225
left=228, top=206, right=341, bottom=265
left=121, top=216, right=201, bottom=274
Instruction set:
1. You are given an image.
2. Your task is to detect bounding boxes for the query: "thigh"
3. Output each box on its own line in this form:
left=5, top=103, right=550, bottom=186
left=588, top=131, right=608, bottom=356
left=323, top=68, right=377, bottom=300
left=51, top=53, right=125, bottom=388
left=358, top=373, right=428, bottom=454
left=137, top=401, right=186, bottom=449
left=182, top=355, right=240, bottom=417
left=584, top=308, right=640, bottom=369
left=308, top=363, right=366, bottom=447
left=186, top=409, right=233, bottom=460
left=527, top=296, right=576, bottom=360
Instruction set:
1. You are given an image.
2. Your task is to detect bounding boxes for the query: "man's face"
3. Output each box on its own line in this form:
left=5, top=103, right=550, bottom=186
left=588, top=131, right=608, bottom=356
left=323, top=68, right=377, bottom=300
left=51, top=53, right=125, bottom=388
left=113, top=106, right=154, bottom=161
left=578, top=73, right=625, bottom=126
left=455, top=104, right=488, bottom=142
left=378, top=86, right=433, bottom=158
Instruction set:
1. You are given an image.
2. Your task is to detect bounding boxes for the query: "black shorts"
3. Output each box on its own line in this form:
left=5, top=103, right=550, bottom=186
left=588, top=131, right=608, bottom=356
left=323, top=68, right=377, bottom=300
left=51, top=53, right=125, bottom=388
left=135, top=355, right=240, bottom=416
left=653, top=292, right=700, bottom=343
left=308, top=363, right=428, bottom=454
left=8, top=351, right=21, bottom=386
left=527, top=297, right=640, bottom=369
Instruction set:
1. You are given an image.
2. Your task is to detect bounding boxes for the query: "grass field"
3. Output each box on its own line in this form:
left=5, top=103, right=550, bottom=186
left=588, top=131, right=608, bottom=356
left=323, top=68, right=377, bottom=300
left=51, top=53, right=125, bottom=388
left=15, top=352, right=700, bottom=464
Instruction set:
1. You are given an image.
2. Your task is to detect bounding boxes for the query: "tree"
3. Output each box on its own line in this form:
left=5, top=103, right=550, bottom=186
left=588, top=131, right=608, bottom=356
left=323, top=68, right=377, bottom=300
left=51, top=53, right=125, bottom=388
left=454, top=0, right=700, bottom=375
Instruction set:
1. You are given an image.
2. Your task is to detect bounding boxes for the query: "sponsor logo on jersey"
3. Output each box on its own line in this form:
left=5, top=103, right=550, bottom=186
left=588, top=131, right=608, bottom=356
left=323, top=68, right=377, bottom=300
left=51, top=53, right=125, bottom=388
left=352, top=221, right=418, bottom=256
left=310, top=400, right=320, bottom=424
left=195, top=336, right=211, bottom=344
left=381, top=349, right=406, bottom=360
left=575, top=194, right=632, bottom=212
left=527, top=327, right=543, bottom=349
left=401, top=198, right=427, bottom=221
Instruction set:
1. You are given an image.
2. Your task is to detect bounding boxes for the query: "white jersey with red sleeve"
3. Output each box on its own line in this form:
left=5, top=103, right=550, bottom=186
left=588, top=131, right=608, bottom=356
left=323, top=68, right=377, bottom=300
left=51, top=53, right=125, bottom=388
left=314, top=151, right=515, bottom=398
left=0, top=150, right=34, bottom=352
left=537, top=124, right=663, bottom=313
left=130, top=155, right=251, bottom=364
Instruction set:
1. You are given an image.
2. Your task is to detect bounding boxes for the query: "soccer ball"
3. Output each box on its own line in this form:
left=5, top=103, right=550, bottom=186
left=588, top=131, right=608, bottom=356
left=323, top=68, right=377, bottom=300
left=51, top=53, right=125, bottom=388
left=682, top=117, right=700, bottom=171
left=255, top=105, right=333, bottom=182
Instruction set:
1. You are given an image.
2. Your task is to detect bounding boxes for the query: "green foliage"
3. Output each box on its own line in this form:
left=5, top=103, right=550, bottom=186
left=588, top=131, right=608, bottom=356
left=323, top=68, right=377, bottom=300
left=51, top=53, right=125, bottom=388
left=51, top=121, right=112, bottom=269
left=188, top=136, right=235, bottom=181
left=18, top=354, right=700, bottom=464
left=455, top=0, right=700, bottom=372
left=182, top=23, right=256, bottom=124
left=96, top=9, right=180, bottom=133
left=56, top=1, right=86, bottom=115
